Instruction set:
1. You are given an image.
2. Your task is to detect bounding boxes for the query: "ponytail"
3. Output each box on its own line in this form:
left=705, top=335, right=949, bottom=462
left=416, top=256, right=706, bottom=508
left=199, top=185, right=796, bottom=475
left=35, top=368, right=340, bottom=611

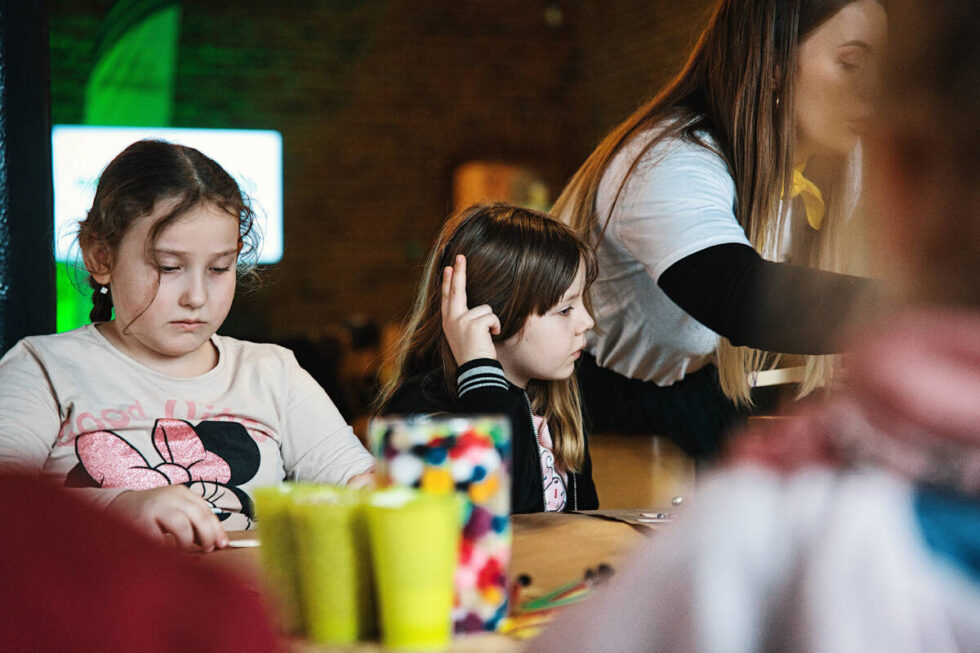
left=88, top=278, right=113, bottom=322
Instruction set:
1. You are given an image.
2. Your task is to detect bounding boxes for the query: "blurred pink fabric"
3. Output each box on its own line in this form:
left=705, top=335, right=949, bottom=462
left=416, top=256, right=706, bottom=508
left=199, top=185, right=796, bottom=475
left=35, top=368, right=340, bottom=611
left=729, top=308, right=980, bottom=493
left=529, top=308, right=980, bottom=653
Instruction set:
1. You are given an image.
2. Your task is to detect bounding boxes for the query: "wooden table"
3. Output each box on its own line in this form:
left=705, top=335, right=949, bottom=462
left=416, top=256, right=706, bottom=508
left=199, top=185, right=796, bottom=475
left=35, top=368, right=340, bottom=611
left=193, top=510, right=667, bottom=651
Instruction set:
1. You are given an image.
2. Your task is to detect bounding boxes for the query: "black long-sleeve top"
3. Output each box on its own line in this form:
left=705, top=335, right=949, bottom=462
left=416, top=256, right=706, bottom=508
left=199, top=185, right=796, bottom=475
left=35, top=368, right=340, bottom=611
left=658, top=243, right=875, bottom=353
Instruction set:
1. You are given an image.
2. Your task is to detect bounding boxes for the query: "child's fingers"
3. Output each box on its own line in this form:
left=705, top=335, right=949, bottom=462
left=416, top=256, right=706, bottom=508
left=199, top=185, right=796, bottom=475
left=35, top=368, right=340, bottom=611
left=155, top=511, right=198, bottom=550
left=450, top=255, right=468, bottom=311
left=463, top=304, right=495, bottom=321
left=159, top=488, right=226, bottom=552
left=440, top=265, right=454, bottom=317
left=130, top=516, right=170, bottom=545
left=177, top=493, right=226, bottom=551
left=468, top=308, right=501, bottom=337
left=191, top=509, right=227, bottom=552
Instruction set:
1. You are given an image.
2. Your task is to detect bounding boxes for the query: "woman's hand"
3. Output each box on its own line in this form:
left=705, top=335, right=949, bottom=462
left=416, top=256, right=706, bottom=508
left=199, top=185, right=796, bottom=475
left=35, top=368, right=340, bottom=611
left=441, top=254, right=501, bottom=366
left=107, top=485, right=229, bottom=552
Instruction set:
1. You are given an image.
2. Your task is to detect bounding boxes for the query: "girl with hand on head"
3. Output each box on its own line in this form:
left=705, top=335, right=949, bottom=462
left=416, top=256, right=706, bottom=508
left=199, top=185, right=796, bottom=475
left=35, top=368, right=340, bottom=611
left=0, top=140, right=374, bottom=551
left=376, top=204, right=599, bottom=514
left=554, top=0, right=888, bottom=460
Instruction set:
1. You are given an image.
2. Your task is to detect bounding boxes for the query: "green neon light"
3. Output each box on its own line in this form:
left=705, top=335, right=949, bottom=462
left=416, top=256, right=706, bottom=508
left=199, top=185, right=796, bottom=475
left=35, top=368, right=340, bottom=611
left=84, top=5, right=181, bottom=126
left=57, top=2, right=180, bottom=332
left=56, top=262, right=102, bottom=332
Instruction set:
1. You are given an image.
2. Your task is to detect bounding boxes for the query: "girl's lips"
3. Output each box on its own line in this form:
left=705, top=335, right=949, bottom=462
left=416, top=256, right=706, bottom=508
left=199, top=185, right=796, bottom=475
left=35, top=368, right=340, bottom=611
left=172, top=320, right=205, bottom=330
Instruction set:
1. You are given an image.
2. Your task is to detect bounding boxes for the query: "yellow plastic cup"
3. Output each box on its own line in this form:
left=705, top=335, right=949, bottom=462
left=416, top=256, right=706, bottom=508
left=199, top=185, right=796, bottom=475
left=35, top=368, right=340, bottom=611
left=289, top=485, right=376, bottom=645
left=253, top=484, right=306, bottom=634
left=366, top=488, right=462, bottom=651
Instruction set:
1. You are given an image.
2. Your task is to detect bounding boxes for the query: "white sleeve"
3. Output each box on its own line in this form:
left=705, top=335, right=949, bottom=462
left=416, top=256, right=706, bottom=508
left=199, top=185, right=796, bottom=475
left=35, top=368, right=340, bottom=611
left=0, top=340, right=63, bottom=474
left=608, top=139, right=752, bottom=282
left=279, top=353, right=375, bottom=485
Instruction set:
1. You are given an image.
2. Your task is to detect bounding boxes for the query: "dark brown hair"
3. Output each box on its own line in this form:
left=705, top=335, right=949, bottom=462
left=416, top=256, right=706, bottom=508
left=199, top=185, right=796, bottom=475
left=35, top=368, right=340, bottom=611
left=376, top=204, right=598, bottom=471
left=553, top=0, right=879, bottom=404
left=78, top=139, right=257, bottom=323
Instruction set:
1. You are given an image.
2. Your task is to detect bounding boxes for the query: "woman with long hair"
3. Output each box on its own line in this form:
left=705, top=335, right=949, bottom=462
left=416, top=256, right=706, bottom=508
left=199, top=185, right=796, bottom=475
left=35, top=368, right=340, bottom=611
left=532, top=0, right=980, bottom=647
left=553, top=0, right=886, bottom=458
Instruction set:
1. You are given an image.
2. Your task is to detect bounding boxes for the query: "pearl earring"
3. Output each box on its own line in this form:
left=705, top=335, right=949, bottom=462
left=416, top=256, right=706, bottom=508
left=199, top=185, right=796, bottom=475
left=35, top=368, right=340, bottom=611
left=100, top=284, right=109, bottom=295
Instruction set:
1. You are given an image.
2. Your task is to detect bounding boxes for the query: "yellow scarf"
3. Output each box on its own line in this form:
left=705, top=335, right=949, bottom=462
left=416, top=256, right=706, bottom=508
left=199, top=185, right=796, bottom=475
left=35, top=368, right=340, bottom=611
left=789, top=165, right=825, bottom=230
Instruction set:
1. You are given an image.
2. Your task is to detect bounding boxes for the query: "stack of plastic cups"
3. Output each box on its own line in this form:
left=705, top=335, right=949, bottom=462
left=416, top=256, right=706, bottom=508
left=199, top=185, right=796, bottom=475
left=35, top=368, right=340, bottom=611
left=255, top=483, right=463, bottom=650
left=252, top=484, right=306, bottom=634
left=366, top=487, right=463, bottom=651
left=289, top=485, right=376, bottom=645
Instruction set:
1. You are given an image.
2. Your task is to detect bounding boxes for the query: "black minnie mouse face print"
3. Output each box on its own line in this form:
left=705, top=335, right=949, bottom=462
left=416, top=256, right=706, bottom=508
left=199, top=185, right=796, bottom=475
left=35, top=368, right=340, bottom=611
left=65, top=418, right=261, bottom=529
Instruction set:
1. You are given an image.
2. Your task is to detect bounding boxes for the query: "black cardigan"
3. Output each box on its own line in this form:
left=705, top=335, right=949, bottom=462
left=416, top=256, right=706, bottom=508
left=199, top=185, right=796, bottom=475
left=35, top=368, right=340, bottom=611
left=382, top=359, right=599, bottom=514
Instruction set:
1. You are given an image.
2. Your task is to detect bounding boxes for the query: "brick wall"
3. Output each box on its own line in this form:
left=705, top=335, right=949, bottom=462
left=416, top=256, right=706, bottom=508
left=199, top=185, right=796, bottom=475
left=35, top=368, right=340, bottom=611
left=48, top=0, right=713, bottom=339
left=571, top=0, right=715, bottom=154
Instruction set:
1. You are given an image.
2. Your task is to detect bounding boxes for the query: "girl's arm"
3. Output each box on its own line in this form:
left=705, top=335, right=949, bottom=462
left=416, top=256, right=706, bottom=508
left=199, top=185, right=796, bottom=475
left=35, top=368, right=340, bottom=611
left=381, top=360, right=520, bottom=419
left=0, top=340, right=63, bottom=474
left=658, top=243, right=877, bottom=354
left=453, top=358, right=520, bottom=413
left=280, top=352, right=375, bottom=485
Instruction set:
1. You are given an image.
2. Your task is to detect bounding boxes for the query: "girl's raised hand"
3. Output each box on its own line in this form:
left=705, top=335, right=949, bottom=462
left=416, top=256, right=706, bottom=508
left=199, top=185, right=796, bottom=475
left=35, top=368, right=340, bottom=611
left=107, top=485, right=229, bottom=552
left=441, top=255, right=501, bottom=365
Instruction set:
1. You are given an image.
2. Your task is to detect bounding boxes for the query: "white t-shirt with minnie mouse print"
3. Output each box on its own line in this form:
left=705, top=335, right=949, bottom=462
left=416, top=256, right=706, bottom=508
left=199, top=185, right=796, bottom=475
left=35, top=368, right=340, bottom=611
left=0, top=325, right=375, bottom=530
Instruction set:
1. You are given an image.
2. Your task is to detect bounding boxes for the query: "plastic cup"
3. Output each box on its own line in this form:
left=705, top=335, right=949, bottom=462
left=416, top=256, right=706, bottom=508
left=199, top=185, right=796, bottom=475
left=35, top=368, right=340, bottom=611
left=370, top=415, right=513, bottom=634
left=289, top=485, right=376, bottom=645
left=253, top=484, right=305, bottom=634
left=366, top=488, right=462, bottom=651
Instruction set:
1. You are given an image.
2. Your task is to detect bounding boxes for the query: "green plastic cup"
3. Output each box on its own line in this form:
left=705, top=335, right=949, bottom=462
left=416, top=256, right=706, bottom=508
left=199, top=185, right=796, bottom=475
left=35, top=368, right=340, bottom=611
left=366, top=488, right=462, bottom=651
left=253, top=484, right=306, bottom=634
left=290, top=485, right=376, bottom=645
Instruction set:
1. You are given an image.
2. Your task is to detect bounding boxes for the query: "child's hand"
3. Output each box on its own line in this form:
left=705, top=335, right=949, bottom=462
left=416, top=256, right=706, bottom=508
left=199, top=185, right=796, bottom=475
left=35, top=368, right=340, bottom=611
left=107, top=486, right=229, bottom=552
left=441, top=254, right=501, bottom=365
left=346, top=468, right=376, bottom=489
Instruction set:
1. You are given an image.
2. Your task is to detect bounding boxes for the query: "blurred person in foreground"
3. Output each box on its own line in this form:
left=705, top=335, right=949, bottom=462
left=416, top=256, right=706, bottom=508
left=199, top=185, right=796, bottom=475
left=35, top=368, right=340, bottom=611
left=530, top=0, right=980, bottom=651
left=0, top=474, right=281, bottom=652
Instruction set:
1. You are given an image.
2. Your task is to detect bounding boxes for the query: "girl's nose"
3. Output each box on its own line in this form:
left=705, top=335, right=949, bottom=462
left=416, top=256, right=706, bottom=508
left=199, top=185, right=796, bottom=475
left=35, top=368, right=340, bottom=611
left=578, top=311, right=595, bottom=334
left=180, top=274, right=207, bottom=308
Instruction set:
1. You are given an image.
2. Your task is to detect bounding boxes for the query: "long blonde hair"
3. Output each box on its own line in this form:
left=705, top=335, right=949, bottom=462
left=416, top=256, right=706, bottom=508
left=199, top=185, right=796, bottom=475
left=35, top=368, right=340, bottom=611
left=552, top=0, right=866, bottom=405
left=376, top=204, right=598, bottom=472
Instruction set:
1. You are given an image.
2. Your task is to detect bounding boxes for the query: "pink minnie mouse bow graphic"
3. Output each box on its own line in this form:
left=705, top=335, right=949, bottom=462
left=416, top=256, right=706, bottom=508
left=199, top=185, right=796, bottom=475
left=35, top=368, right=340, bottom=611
left=72, top=419, right=233, bottom=489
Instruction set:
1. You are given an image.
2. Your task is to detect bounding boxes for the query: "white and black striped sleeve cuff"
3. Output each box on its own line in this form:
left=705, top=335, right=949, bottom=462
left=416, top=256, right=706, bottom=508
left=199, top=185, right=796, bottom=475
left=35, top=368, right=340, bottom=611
left=456, top=360, right=509, bottom=397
